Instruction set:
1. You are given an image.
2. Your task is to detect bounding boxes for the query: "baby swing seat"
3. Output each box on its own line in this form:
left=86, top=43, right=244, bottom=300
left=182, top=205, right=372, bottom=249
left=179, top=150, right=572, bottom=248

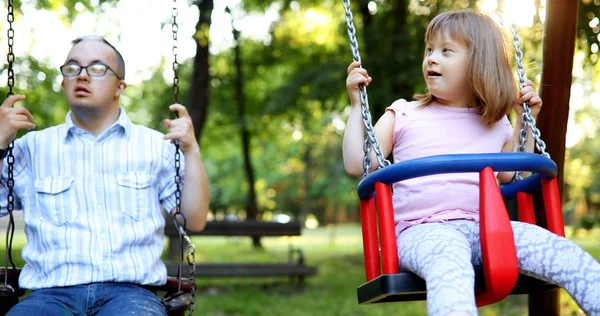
left=356, top=152, right=564, bottom=306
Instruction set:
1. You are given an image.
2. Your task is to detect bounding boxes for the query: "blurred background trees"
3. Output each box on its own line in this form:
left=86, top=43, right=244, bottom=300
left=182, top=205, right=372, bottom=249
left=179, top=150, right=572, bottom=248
left=1, top=0, right=600, bottom=234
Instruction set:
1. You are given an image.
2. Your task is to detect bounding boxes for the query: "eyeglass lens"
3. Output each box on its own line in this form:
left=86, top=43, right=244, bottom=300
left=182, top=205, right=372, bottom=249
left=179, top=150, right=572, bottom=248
left=62, top=64, right=108, bottom=76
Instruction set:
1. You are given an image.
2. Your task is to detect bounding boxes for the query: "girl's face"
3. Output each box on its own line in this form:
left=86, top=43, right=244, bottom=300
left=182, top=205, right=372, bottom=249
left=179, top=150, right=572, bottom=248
left=422, top=31, right=472, bottom=107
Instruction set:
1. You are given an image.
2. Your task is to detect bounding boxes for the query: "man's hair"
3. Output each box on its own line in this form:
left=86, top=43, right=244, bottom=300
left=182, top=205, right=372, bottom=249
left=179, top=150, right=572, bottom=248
left=71, top=36, right=126, bottom=80
left=415, top=10, right=516, bottom=124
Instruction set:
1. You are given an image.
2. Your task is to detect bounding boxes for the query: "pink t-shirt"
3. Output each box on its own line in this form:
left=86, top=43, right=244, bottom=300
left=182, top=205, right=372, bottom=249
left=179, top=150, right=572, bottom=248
left=386, top=99, right=513, bottom=236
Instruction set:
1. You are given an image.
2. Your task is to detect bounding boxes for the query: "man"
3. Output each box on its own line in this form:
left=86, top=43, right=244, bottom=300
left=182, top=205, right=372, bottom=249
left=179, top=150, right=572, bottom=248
left=0, top=36, right=209, bottom=315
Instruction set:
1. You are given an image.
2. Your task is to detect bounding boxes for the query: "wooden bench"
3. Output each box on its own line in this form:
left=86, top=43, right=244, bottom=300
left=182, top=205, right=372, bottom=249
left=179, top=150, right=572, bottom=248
left=163, top=220, right=317, bottom=285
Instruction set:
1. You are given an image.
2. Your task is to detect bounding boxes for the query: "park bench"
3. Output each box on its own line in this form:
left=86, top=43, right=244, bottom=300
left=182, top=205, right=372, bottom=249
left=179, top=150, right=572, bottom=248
left=163, top=220, right=317, bottom=285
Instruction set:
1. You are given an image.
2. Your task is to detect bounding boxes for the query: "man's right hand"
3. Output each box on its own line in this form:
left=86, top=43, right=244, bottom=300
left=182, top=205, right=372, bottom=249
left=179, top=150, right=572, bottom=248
left=0, top=95, right=35, bottom=149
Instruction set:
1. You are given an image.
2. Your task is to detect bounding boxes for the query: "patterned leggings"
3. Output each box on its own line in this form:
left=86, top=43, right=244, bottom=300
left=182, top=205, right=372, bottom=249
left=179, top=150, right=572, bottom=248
left=397, top=220, right=600, bottom=316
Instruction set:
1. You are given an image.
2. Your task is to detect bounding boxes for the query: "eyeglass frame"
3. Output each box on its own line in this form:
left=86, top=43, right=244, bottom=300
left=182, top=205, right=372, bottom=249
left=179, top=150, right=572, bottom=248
left=60, top=62, right=122, bottom=80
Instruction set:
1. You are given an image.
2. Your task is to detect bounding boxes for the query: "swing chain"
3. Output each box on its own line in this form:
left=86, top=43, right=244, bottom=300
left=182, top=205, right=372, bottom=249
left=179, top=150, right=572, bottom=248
left=172, top=0, right=180, bottom=105
left=4, top=0, right=18, bottom=288
left=342, top=0, right=390, bottom=177
left=171, top=1, right=196, bottom=314
left=511, top=24, right=549, bottom=181
left=185, top=237, right=196, bottom=313
left=7, top=0, right=15, bottom=97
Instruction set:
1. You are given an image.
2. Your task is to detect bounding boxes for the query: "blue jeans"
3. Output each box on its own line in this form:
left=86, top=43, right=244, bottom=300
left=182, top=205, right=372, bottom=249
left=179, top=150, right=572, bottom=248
left=7, top=283, right=167, bottom=316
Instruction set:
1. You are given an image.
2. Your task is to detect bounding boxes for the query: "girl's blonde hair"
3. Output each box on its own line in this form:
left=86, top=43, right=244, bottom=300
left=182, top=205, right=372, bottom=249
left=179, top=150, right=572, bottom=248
left=415, top=10, right=516, bottom=124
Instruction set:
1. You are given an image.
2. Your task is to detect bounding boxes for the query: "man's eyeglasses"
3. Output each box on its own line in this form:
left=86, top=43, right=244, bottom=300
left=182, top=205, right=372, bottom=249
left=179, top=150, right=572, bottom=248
left=60, top=63, right=122, bottom=80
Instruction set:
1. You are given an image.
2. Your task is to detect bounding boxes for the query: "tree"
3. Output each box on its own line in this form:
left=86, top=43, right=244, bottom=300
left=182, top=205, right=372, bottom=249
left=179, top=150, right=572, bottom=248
left=187, top=0, right=214, bottom=142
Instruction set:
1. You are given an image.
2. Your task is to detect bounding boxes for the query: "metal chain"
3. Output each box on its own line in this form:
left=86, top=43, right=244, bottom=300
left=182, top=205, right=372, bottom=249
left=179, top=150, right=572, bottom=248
left=511, top=23, right=549, bottom=180
left=185, top=234, right=196, bottom=313
left=4, top=0, right=17, bottom=290
left=172, top=0, right=180, bottom=105
left=7, top=1, right=15, bottom=97
left=171, top=1, right=196, bottom=314
left=341, top=0, right=390, bottom=177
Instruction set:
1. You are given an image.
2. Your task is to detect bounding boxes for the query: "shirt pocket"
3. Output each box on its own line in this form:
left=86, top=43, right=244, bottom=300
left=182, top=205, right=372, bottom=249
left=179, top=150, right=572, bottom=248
left=117, top=172, right=155, bottom=221
left=34, top=176, right=78, bottom=225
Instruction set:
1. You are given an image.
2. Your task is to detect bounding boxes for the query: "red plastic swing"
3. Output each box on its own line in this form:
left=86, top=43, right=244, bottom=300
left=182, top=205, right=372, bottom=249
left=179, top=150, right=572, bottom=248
left=341, top=0, right=565, bottom=306
left=355, top=153, right=564, bottom=306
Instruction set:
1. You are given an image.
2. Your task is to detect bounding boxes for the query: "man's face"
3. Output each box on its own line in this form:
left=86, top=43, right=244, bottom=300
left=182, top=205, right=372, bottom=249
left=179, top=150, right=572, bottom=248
left=61, top=40, right=125, bottom=112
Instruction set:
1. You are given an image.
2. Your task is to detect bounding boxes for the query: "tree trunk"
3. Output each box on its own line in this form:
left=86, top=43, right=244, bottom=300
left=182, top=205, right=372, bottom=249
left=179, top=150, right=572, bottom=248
left=359, top=0, right=408, bottom=116
left=300, top=146, right=312, bottom=226
left=189, top=0, right=214, bottom=141
left=230, top=13, right=262, bottom=248
left=530, top=0, right=578, bottom=314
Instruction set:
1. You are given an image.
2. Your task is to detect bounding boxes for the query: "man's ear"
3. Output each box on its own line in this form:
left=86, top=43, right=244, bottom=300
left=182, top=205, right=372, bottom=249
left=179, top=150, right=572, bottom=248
left=115, top=80, right=127, bottom=98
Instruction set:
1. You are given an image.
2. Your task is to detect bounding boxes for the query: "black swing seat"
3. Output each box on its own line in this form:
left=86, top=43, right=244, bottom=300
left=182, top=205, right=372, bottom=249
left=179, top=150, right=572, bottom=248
left=357, top=271, right=558, bottom=304
left=0, top=267, right=195, bottom=293
left=0, top=268, right=25, bottom=296
left=0, top=268, right=25, bottom=316
left=0, top=267, right=195, bottom=316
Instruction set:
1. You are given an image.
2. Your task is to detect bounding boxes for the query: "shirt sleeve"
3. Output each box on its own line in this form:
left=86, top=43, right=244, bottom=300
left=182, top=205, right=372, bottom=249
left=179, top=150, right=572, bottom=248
left=385, top=99, right=410, bottom=149
left=504, top=115, right=514, bottom=144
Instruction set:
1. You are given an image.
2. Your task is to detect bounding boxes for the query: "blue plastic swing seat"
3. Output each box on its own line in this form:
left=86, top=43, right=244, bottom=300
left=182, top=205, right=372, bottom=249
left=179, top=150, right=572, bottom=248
left=355, top=153, right=562, bottom=305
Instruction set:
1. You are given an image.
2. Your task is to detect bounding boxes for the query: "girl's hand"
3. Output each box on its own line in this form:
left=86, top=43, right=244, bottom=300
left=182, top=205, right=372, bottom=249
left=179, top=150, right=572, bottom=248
left=346, top=61, right=372, bottom=107
left=515, top=80, right=543, bottom=119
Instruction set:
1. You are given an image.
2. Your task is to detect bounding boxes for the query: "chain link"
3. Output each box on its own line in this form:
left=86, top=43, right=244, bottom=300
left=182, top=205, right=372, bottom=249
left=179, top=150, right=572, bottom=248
left=172, top=0, right=180, bottom=105
left=7, top=1, right=15, bottom=97
left=185, top=236, right=196, bottom=313
left=342, top=0, right=390, bottom=177
left=511, top=23, right=549, bottom=180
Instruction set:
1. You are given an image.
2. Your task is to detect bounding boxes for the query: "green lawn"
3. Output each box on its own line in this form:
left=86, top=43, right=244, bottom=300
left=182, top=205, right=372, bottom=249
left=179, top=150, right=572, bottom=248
left=1, top=224, right=598, bottom=315
left=185, top=224, right=598, bottom=316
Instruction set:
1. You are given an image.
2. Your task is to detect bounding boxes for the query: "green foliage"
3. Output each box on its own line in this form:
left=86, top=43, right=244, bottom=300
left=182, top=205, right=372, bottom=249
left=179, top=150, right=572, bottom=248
left=0, top=56, right=67, bottom=130
left=122, top=59, right=180, bottom=133
left=3, top=0, right=600, bottom=225
left=578, top=0, right=600, bottom=65
left=579, top=214, right=597, bottom=230
left=11, top=0, right=118, bottom=24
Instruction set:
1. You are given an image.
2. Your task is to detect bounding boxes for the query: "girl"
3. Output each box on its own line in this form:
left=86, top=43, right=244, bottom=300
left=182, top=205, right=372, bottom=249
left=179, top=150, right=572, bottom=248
left=342, top=9, right=600, bottom=316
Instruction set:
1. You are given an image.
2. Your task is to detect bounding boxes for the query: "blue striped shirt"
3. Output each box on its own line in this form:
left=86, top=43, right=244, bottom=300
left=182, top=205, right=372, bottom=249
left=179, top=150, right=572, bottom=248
left=0, top=109, right=183, bottom=289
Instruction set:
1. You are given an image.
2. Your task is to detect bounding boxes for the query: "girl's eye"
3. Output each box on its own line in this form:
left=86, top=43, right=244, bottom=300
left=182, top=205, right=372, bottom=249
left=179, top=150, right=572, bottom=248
left=443, top=48, right=452, bottom=53
left=426, top=48, right=433, bottom=53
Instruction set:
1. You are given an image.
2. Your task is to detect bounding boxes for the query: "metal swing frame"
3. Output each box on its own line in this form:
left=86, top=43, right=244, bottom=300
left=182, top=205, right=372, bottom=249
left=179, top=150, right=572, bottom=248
left=0, top=1, right=197, bottom=315
left=341, top=0, right=565, bottom=306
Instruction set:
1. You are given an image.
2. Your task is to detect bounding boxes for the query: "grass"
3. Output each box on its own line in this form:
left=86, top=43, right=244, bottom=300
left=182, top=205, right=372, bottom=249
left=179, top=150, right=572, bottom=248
left=1, top=224, right=599, bottom=315
left=186, top=225, right=598, bottom=316
left=185, top=225, right=424, bottom=316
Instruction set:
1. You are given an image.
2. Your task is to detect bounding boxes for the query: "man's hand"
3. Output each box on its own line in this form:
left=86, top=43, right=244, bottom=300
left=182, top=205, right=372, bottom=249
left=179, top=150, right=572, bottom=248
left=0, top=95, right=35, bottom=148
left=163, top=104, right=200, bottom=154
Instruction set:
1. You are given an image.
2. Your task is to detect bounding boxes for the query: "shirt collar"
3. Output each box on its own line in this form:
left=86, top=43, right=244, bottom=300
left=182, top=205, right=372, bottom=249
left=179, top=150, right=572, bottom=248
left=63, top=108, right=132, bottom=141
